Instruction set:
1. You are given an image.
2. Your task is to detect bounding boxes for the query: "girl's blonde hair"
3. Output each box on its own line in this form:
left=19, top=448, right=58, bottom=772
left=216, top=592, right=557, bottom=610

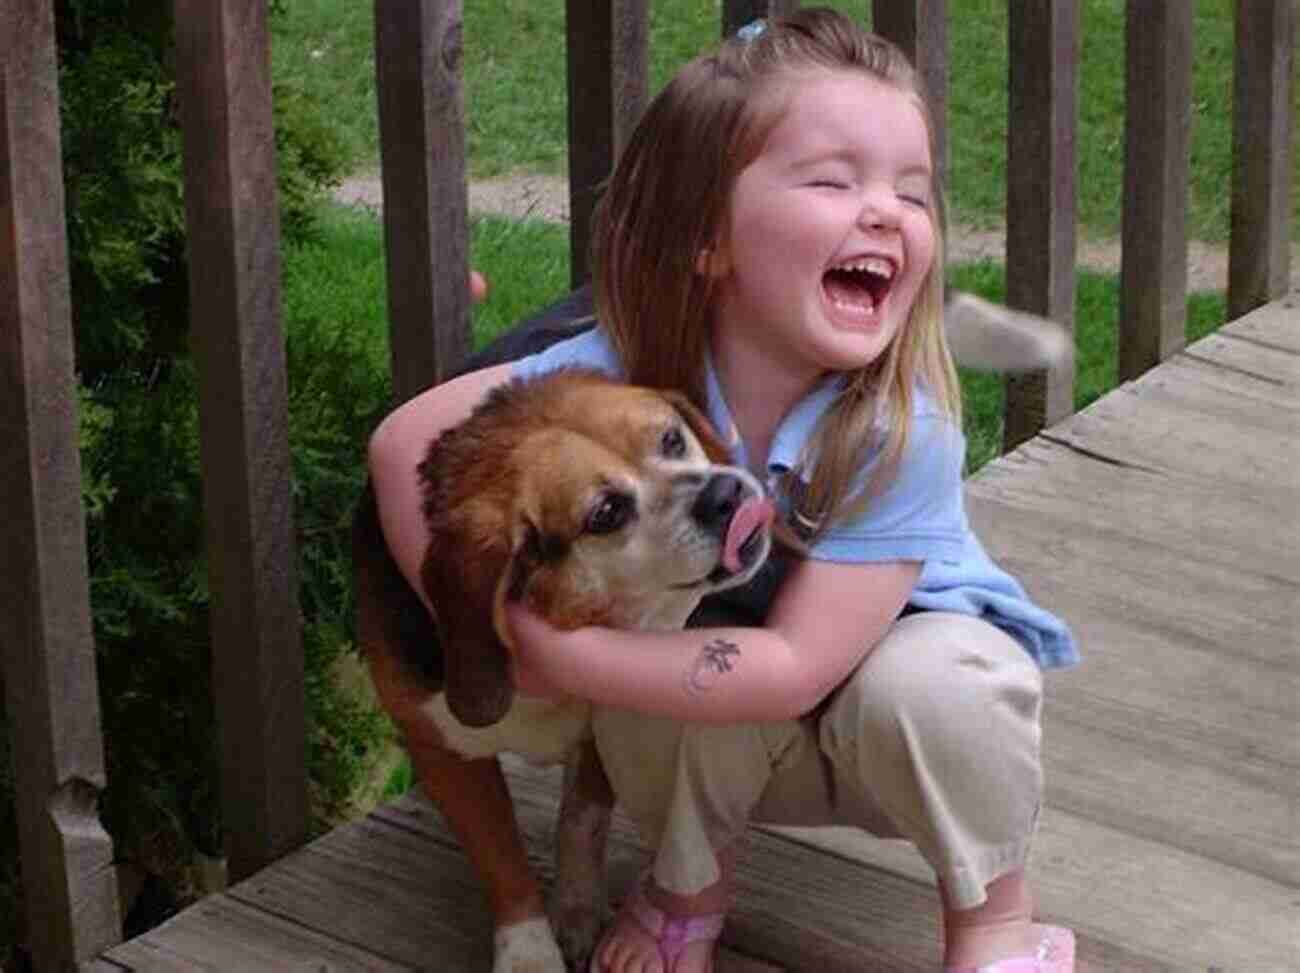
left=591, top=8, right=961, bottom=542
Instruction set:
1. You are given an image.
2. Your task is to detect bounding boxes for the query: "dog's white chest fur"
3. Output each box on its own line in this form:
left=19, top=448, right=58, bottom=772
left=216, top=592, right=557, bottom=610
left=422, top=692, right=593, bottom=764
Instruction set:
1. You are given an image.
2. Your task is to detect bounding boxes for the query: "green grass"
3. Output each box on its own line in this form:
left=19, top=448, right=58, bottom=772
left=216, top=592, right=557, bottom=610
left=283, top=205, right=573, bottom=378
left=271, top=0, right=1287, bottom=242
left=293, top=201, right=1228, bottom=477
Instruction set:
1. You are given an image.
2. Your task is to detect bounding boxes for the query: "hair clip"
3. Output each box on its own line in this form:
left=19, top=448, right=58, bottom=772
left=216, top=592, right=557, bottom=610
left=736, top=18, right=767, bottom=43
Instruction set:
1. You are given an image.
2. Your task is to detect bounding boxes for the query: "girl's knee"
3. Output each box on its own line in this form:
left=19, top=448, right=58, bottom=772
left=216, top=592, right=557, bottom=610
left=819, top=612, right=1044, bottom=768
left=593, top=709, right=804, bottom=843
left=817, top=613, right=1044, bottom=863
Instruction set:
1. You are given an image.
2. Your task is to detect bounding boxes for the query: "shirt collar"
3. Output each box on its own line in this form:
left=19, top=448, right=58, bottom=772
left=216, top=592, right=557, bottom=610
left=702, top=348, right=847, bottom=481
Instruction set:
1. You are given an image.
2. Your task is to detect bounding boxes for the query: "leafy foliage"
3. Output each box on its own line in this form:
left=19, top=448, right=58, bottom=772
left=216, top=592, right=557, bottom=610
left=3, top=1, right=374, bottom=947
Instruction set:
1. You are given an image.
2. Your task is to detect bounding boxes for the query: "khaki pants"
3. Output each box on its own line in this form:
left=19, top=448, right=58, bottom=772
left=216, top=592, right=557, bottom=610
left=592, top=611, right=1044, bottom=910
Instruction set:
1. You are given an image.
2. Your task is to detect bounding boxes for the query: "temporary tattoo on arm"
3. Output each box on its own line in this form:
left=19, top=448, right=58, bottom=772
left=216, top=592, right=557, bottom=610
left=683, top=638, right=741, bottom=696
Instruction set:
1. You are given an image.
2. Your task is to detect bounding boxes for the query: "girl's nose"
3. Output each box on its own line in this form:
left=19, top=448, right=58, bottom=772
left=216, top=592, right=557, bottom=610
left=856, top=187, right=901, bottom=231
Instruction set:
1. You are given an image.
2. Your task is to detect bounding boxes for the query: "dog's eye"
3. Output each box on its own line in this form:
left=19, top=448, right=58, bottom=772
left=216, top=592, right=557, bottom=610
left=586, top=492, right=635, bottom=535
left=661, top=426, right=687, bottom=459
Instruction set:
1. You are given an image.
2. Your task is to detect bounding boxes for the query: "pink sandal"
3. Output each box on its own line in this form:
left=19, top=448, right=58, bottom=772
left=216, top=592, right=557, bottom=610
left=589, top=873, right=726, bottom=972
left=945, top=925, right=1075, bottom=973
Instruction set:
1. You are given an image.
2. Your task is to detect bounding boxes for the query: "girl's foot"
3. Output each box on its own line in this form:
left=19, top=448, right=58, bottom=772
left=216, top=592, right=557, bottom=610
left=590, top=871, right=727, bottom=973
left=944, top=917, right=1043, bottom=969
left=942, top=871, right=1073, bottom=970
left=944, top=924, right=1075, bottom=972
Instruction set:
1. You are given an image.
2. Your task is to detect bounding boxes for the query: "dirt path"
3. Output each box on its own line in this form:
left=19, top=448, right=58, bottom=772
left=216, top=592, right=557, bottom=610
left=337, top=170, right=1295, bottom=295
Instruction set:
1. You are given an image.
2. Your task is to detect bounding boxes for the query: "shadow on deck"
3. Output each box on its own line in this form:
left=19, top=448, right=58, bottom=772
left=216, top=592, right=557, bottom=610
left=97, top=294, right=1299, bottom=972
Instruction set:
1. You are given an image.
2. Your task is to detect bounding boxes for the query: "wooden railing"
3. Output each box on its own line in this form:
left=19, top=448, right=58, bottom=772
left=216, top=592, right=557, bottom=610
left=1, top=0, right=1292, bottom=968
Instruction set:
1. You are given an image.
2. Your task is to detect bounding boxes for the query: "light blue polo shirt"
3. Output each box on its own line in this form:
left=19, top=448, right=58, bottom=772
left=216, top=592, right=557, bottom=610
left=513, top=326, right=1079, bottom=670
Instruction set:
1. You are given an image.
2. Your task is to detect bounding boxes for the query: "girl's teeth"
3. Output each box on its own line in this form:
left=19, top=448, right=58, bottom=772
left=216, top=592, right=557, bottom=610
left=833, top=256, right=895, bottom=278
left=831, top=294, right=875, bottom=312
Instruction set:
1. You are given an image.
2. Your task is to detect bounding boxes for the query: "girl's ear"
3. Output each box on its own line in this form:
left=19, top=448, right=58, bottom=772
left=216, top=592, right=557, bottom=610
left=695, top=241, right=732, bottom=278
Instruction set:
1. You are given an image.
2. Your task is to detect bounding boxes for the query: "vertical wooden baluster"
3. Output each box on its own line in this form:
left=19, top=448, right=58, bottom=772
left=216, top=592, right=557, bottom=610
left=0, top=0, right=121, bottom=964
left=565, top=0, right=649, bottom=287
left=1228, top=0, right=1295, bottom=319
left=1004, top=0, right=1078, bottom=449
left=173, top=0, right=308, bottom=881
left=375, top=0, right=471, bottom=400
left=1119, top=0, right=1193, bottom=380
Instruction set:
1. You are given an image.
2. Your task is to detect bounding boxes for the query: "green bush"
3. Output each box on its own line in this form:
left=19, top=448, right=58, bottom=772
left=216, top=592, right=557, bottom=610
left=59, top=0, right=353, bottom=386
left=3, top=1, right=369, bottom=949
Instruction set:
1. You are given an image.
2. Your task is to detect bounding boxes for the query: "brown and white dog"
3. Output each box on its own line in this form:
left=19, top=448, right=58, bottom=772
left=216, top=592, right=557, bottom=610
left=352, top=368, right=776, bottom=972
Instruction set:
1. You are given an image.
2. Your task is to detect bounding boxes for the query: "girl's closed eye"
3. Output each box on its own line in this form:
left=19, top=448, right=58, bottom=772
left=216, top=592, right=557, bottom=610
left=808, top=177, right=852, bottom=190
left=897, top=175, right=932, bottom=208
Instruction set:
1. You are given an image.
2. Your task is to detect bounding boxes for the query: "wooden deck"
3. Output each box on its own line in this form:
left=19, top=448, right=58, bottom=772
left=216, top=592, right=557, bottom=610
left=97, top=293, right=1299, bottom=972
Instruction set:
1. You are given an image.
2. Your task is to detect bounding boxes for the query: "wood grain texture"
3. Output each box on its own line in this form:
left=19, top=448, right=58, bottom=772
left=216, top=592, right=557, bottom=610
left=375, top=0, right=472, bottom=399
left=105, top=895, right=409, bottom=972
left=0, top=0, right=122, bottom=965
left=173, top=0, right=307, bottom=881
left=1229, top=0, right=1296, bottom=318
left=1004, top=0, right=1078, bottom=447
left=1119, top=0, right=1193, bottom=379
left=565, top=0, right=649, bottom=286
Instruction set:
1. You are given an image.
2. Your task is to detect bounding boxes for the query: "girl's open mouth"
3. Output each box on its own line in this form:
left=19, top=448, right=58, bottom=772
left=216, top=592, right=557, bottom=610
left=822, top=256, right=896, bottom=318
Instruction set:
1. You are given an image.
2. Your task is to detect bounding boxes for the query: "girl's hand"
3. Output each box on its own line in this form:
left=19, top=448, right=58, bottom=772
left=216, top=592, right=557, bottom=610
left=469, top=269, right=489, bottom=303
left=504, top=603, right=580, bottom=702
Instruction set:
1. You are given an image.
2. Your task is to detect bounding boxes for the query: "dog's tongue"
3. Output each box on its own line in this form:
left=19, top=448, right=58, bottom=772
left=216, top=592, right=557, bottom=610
left=722, top=496, right=775, bottom=573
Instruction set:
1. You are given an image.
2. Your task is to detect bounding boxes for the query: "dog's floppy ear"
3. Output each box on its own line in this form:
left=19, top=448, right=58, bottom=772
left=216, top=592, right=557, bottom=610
left=662, top=391, right=732, bottom=464
left=420, top=500, right=538, bottom=728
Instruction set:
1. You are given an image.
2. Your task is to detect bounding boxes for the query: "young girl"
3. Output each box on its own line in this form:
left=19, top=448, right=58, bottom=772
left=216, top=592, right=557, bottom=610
left=368, top=10, right=1078, bottom=972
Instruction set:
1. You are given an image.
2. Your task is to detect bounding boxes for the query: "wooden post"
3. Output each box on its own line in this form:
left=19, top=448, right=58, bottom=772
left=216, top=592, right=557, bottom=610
left=1119, top=0, right=1193, bottom=381
left=722, top=0, right=801, bottom=38
left=872, top=0, right=948, bottom=190
left=565, top=0, right=649, bottom=287
left=173, top=0, right=308, bottom=883
left=1004, top=0, right=1078, bottom=450
left=0, top=0, right=122, bottom=965
left=1228, top=0, right=1295, bottom=320
left=375, top=0, right=471, bottom=400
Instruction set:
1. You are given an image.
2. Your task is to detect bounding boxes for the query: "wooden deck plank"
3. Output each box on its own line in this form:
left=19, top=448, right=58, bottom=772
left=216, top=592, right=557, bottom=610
left=1042, top=371, right=1297, bottom=486
left=967, top=455, right=1297, bottom=884
left=105, top=764, right=1294, bottom=972
left=1107, top=354, right=1295, bottom=436
left=1183, top=328, right=1300, bottom=385
left=104, top=895, right=408, bottom=971
left=768, top=798, right=1299, bottom=970
left=226, top=811, right=494, bottom=969
left=383, top=774, right=949, bottom=971
left=1031, top=808, right=1298, bottom=970
left=972, top=485, right=1295, bottom=675
left=444, top=762, right=1205, bottom=972
left=970, top=438, right=1294, bottom=582
left=1221, top=289, right=1299, bottom=353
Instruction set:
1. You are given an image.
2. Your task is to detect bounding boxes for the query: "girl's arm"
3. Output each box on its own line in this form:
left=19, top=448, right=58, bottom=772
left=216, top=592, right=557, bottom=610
left=367, top=362, right=514, bottom=609
left=507, top=556, right=922, bottom=723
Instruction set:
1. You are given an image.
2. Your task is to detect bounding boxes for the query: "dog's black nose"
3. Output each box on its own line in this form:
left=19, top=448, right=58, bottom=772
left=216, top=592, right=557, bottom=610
left=691, top=473, right=745, bottom=533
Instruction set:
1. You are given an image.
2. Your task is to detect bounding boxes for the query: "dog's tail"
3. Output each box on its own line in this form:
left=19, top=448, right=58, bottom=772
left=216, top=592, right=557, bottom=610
left=943, top=289, right=1074, bottom=374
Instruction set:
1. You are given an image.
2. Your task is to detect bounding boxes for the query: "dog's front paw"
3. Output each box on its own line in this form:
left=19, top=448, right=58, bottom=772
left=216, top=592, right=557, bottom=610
left=493, top=916, right=568, bottom=973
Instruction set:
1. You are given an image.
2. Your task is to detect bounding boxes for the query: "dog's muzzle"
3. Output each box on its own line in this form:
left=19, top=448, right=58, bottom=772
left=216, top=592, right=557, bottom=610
left=690, top=472, right=775, bottom=577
